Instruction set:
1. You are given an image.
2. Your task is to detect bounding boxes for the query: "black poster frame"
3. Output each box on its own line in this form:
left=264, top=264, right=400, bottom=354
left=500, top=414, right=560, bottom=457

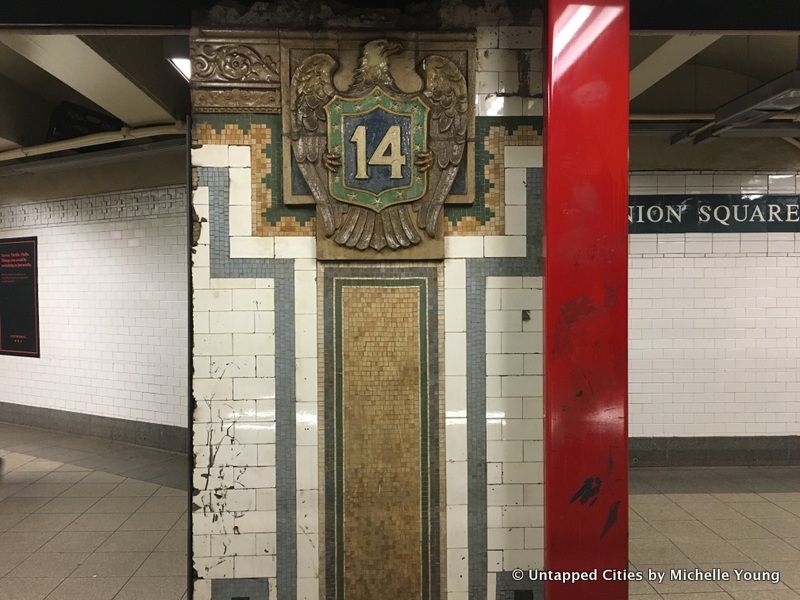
left=0, top=236, right=40, bottom=358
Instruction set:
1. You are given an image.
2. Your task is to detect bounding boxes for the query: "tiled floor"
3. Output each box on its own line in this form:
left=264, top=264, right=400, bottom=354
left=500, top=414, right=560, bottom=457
left=631, top=466, right=800, bottom=599
left=0, top=422, right=188, bottom=600
left=4, top=421, right=800, bottom=600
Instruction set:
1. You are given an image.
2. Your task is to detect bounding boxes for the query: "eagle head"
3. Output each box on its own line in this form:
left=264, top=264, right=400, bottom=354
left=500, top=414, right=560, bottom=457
left=353, top=39, right=403, bottom=89
left=362, top=39, right=402, bottom=64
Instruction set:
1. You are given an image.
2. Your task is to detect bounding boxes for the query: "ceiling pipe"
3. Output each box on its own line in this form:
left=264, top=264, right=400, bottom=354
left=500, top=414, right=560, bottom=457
left=0, top=122, right=185, bottom=163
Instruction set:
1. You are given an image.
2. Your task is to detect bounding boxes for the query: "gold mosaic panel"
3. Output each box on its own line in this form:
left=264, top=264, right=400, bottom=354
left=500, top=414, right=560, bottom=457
left=445, top=123, right=541, bottom=236
left=192, top=120, right=314, bottom=236
left=340, top=285, right=422, bottom=599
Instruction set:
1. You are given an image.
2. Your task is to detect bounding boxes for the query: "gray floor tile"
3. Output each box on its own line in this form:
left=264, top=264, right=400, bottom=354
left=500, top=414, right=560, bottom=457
left=39, top=530, right=110, bottom=553
left=727, top=590, right=800, bottom=599
left=59, top=483, right=119, bottom=498
left=154, top=486, right=186, bottom=497
left=659, top=594, right=738, bottom=599
left=702, top=518, right=774, bottom=541
left=677, top=500, right=747, bottom=521
left=96, top=530, right=167, bottom=552
left=756, top=517, right=800, bottom=539
left=170, top=513, right=187, bottom=531
left=155, top=528, right=188, bottom=552
left=0, top=531, right=56, bottom=553
left=732, top=538, right=800, bottom=563
left=54, top=464, right=91, bottom=473
left=14, top=460, right=63, bottom=472
left=71, top=551, right=149, bottom=577
left=35, top=497, right=99, bottom=514
left=712, top=493, right=765, bottom=503
left=630, top=539, right=694, bottom=566
left=8, top=552, right=89, bottom=578
left=79, top=472, right=125, bottom=484
left=13, top=483, right=73, bottom=498
left=649, top=520, right=720, bottom=543
left=135, top=552, right=188, bottom=576
left=34, top=472, right=88, bottom=484
left=0, top=552, right=30, bottom=576
left=0, top=577, right=63, bottom=600
left=0, top=497, right=50, bottom=513
left=107, top=481, right=160, bottom=497
left=729, top=501, right=795, bottom=520
left=45, top=576, right=127, bottom=600
left=85, top=496, right=146, bottom=514
left=136, top=496, right=187, bottom=513
left=63, top=512, right=129, bottom=532
left=0, top=511, right=26, bottom=531
left=633, top=500, right=695, bottom=522
left=9, top=512, right=79, bottom=532
left=119, top=511, right=182, bottom=531
left=113, top=576, right=187, bottom=600
left=673, top=539, right=752, bottom=564
left=2, top=471, right=45, bottom=485
left=774, top=502, right=800, bottom=518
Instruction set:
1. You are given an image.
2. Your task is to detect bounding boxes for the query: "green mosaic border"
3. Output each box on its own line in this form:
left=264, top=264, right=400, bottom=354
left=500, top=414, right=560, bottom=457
left=193, top=113, right=315, bottom=226
left=333, top=277, right=430, bottom=600
left=444, top=116, right=542, bottom=226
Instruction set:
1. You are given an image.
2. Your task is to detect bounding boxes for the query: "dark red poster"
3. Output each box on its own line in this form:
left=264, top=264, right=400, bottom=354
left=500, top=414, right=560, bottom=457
left=0, top=237, right=40, bottom=357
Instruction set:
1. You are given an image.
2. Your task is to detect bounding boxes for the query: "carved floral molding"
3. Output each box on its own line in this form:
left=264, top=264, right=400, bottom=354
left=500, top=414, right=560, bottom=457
left=190, top=36, right=281, bottom=113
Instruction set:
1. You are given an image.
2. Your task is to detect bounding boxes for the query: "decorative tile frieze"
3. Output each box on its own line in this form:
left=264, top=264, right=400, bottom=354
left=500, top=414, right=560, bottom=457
left=0, top=185, right=185, bottom=230
left=191, top=35, right=281, bottom=113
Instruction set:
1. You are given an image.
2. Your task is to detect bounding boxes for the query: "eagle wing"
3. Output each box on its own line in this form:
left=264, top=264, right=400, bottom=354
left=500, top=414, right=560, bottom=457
left=417, top=55, right=469, bottom=236
left=290, top=53, right=339, bottom=236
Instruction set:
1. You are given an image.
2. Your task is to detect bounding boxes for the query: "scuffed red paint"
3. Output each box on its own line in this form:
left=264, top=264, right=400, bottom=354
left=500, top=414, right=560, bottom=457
left=543, top=0, right=630, bottom=598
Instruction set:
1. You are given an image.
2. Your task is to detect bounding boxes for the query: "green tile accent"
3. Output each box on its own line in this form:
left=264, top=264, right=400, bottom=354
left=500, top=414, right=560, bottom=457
left=444, top=116, right=542, bottom=226
left=258, top=115, right=315, bottom=227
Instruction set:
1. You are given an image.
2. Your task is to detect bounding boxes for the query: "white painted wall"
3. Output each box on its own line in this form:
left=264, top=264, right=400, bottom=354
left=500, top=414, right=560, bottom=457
left=629, top=172, right=800, bottom=437
left=0, top=186, right=188, bottom=427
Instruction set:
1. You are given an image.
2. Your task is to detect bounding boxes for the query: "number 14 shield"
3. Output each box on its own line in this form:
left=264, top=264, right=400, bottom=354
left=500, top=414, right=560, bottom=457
left=325, top=87, right=429, bottom=213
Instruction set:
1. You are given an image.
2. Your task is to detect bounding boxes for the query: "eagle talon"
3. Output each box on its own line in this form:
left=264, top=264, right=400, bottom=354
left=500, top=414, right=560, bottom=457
left=415, top=151, right=434, bottom=172
left=324, top=151, right=341, bottom=173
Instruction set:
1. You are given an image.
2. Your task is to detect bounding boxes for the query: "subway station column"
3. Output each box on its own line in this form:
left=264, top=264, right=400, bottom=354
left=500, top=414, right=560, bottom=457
left=544, top=1, right=630, bottom=598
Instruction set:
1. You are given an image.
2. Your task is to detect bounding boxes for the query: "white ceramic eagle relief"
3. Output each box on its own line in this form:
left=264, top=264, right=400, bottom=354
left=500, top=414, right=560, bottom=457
left=286, top=38, right=473, bottom=256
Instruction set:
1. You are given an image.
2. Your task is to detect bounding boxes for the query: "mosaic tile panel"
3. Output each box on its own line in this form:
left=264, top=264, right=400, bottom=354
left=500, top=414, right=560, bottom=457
left=341, top=284, right=423, bottom=599
left=321, top=264, right=443, bottom=600
left=193, top=114, right=315, bottom=237
left=445, top=117, right=542, bottom=236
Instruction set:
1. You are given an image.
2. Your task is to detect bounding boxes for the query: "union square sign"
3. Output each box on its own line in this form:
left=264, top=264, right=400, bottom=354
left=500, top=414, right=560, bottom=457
left=629, top=194, right=800, bottom=233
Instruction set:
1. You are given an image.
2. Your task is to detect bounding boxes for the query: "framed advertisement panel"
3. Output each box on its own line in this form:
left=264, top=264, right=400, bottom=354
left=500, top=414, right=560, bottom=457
left=0, top=237, right=40, bottom=357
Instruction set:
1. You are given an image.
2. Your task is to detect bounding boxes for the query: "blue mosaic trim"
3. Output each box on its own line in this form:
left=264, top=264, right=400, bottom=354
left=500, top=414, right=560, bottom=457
left=211, top=577, right=270, bottom=599
left=199, top=167, right=297, bottom=600
left=495, top=571, right=544, bottom=599
left=466, top=168, right=542, bottom=600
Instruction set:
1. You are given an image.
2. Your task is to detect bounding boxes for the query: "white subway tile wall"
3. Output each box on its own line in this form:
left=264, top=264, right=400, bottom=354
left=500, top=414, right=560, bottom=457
left=192, top=184, right=279, bottom=589
left=630, top=171, right=800, bottom=436
left=485, top=276, right=543, bottom=574
left=0, top=187, right=188, bottom=427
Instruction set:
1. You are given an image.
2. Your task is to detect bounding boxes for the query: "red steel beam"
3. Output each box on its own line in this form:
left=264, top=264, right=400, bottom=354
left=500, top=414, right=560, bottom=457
left=543, top=1, right=630, bottom=598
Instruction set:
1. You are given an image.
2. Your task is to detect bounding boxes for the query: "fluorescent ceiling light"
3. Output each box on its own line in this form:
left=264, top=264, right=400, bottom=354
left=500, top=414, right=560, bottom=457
left=168, top=57, right=191, bottom=81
